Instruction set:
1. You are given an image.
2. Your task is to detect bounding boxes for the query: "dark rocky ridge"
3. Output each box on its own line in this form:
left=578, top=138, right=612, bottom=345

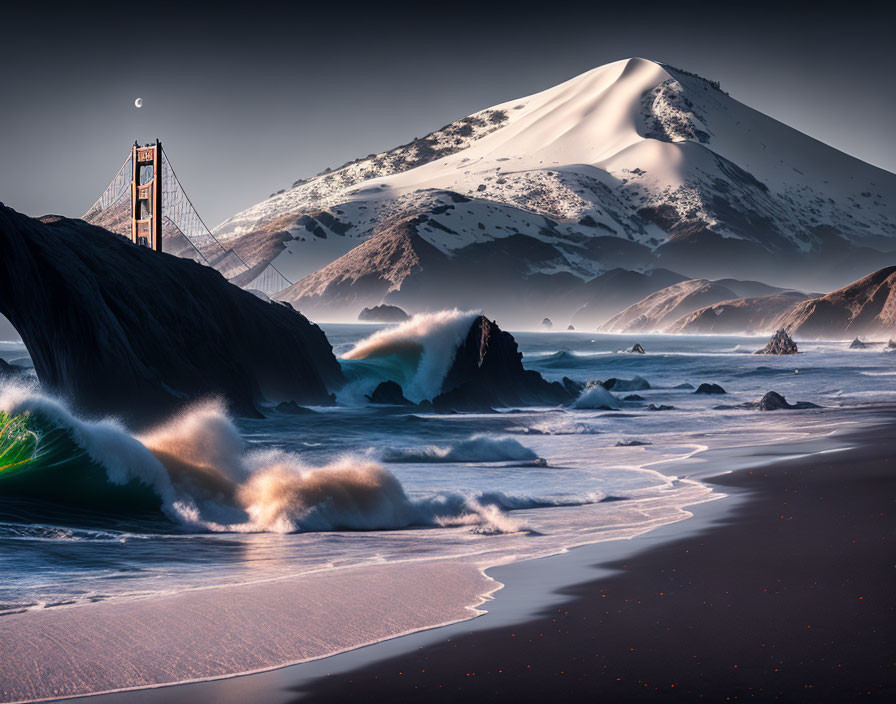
left=774, top=266, right=896, bottom=339
left=433, top=316, right=573, bottom=412
left=0, top=204, right=344, bottom=428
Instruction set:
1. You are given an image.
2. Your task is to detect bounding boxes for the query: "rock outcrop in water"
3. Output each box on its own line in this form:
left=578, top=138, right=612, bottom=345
left=602, top=376, right=651, bottom=392
left=367, top=381, right=414, bottom=406
left=540, top=318, right=553, bottom=330
left=849, top=337, right=869, bottom=349
left=756, top=391, right=820, bottom=411
left=756, top=329, right=799, bottom=355
left=695, top=383, right=726, bottom=394
left=433, top=316, right=572, bottom=412
left=0, top=204, right=344, bottom=427
left=358, top=304, right=409, bottom=322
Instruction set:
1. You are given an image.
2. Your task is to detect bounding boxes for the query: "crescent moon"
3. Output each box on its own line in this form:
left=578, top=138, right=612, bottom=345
left=134, top=98, right=143, bottom=108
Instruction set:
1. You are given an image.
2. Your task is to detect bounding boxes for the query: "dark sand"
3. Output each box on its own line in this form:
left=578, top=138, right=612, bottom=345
left=291, top=424, right=896, bottom=702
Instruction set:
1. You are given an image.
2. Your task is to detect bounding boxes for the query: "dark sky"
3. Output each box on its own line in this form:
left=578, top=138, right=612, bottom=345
left=1, top=0, right=894, bottom=229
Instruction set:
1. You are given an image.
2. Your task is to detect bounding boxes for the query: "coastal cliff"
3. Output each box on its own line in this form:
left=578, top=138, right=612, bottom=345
left=0, top=204, right=344, bottom=427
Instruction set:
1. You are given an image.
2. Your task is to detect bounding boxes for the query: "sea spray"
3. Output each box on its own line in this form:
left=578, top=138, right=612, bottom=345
left=0, top=381, right=181, bottom=514
left=383, top=434, right=540, bottom=463
left=236, top=454, right=419, bottom=532
left=571, top=385, right=619, bottom=409
left=0, top=383, right=556, bottom=534
left=340, top=309, right=481, bottom=403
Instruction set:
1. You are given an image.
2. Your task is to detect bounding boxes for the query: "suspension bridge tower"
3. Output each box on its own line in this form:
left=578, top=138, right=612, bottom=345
left=130, top=139, right=163, bottom=251
left=85, top=139, right=294, bottom=296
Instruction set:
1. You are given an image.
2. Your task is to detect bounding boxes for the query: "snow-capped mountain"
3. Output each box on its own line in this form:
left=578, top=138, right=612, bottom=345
left=214, top=57, right=896, bottom=324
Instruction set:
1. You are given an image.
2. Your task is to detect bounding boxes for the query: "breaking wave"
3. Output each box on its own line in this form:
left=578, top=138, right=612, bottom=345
left=0, top=383, right=581, bottom=535
left=339, top=309, right=480, bottom=403
left=571, top=385, right=619, bottom=410
left=382, top=434, right=539, bottom=463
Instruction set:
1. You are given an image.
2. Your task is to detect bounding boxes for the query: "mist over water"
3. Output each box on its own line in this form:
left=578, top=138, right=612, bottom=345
left=1, top=326, right=893, bottom=615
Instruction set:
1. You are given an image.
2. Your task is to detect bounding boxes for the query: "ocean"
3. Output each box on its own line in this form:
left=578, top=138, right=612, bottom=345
left=1, top=320, right=893, bottom=621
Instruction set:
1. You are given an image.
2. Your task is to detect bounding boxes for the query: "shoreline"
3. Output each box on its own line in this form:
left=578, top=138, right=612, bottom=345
left=286, top=412, right=896, bottom=702
left=65, top=411, right=896, bottom=704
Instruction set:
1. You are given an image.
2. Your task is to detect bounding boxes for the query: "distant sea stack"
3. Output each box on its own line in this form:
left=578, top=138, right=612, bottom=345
left=0, top=204, right=344, bottom=427
left=756, top=329, right=799, bottom=355
left=358, top=304, right=409, bottom=323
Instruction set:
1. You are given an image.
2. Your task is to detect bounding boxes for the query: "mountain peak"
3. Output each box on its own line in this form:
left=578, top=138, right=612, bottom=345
left=212, top=57, right=896, bottom=317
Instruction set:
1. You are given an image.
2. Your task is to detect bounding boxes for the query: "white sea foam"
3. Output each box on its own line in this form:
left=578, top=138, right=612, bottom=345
left=383, top=434, right=539, bottom=463
left=571, top=385, right=619, bottom=409
left=1, top=384, right=540, bottom=535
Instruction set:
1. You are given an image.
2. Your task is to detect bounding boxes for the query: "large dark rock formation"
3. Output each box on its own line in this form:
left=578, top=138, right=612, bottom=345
left=849, top=337, right=869, bottom=349
left=0, top=204, right=344, bottom=427
left=432, top=316, right=572, bottom=412
left=358, top=304, right=409, bottom=323
left=756, top=329, right=799, bottom=355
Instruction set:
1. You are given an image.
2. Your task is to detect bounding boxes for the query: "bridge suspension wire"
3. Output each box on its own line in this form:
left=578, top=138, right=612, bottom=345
left=84, top=154, right=132, bottom=219
left=160, top=148, right=293, bottom=295
left=84, top=145, right=294, bottom=297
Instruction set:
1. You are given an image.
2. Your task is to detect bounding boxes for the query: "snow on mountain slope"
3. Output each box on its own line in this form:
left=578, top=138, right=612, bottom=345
left=215, top=57, right=896, bottom=315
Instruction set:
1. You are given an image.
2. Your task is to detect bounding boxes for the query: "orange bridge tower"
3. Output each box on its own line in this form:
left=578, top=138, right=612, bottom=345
left=130, top=139, right=163, bottom=251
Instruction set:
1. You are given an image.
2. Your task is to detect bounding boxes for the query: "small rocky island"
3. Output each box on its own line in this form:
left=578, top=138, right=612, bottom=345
left=358, top=304, right=409, bottom=322
left=756, top=329, right=798, bottom=355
